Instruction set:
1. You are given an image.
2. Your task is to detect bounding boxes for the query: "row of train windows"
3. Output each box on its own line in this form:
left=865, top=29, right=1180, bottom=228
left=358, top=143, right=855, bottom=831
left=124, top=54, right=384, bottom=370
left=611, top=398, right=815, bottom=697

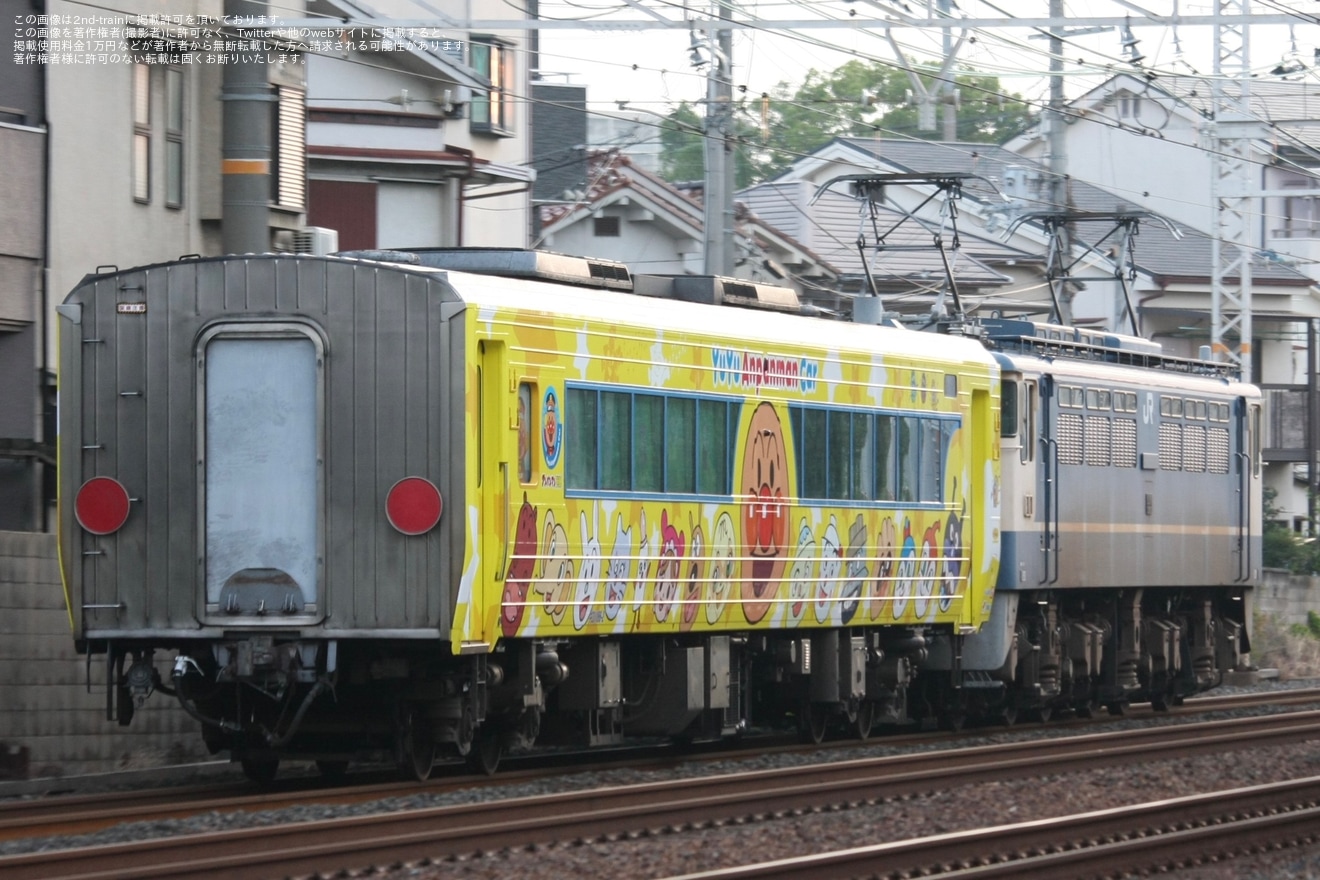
left=560, top=384, right=954, bottom=504
left=1055, top=384, right=1231, bottom=422
left=564, top=387, right=736, bottom=495
left=789, top=407, right=953, bottom=504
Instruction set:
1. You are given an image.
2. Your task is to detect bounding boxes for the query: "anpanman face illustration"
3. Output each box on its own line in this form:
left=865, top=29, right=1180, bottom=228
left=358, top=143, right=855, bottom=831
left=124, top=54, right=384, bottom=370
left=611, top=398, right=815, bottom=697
left=740, top=401, right=788, bottom=624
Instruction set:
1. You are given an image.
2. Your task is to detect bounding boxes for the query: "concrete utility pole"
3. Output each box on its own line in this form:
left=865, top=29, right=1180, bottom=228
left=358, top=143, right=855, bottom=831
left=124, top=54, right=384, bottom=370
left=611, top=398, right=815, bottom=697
left=1044, top=0, right=1071, bottom=325
left=222, top=0, right=274, bottom=255
left=939, top=0, right=956, bottom=141
left=701, top=1, right=735, bottom=276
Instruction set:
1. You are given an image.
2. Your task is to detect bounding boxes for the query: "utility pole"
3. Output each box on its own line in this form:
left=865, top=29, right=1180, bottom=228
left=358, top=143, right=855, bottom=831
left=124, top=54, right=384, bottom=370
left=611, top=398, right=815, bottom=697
left=1044, top=0, right=1071, bottom=325
left=701, top=1, right=735, bottom=276
left=222, top=0, right=274, bottom=254
left=939, top=0, right=956, bottom=141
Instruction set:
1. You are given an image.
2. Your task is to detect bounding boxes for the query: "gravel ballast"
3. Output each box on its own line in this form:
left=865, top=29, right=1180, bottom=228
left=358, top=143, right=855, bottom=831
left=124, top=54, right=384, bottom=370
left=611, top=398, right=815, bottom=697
left=6, top=680, right=1320, bottom=879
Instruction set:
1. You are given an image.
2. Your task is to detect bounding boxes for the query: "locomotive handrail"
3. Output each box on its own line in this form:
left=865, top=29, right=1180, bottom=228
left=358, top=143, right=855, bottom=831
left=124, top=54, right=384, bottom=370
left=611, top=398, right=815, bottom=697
left=498, top=462, right=510, bottom=581
left=1040, top=436, right=1061, bottom=585
left=1234, top=450, right=1250, bottom=583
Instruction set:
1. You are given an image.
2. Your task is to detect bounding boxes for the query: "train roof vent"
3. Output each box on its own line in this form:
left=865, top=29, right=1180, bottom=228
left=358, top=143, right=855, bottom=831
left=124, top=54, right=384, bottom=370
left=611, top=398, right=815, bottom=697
left=399, top=248, right=633, bottom=290
left=631, top=275, right=801, bottom=313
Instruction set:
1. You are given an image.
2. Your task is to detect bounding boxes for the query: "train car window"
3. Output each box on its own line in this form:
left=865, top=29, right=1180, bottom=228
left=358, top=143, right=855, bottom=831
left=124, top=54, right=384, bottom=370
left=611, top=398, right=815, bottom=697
left=666, top=397, right=696, bottom=493
left=1086, top=389, right=1111, bottom=410
left=1114, top=391, right=1137, bottom=414
left=827, top=411, right=853, bottom=500
left=801, top=408, right=827, bottom=499
left=517, top=383, right=533, bottom=484
left=697, top=398, right=730, bottom=495
left=634, top=394, right=664, bottom=492
left=566, top=387, right=597, bottom=490
left=1209, top=402, right=1229, bottom=422
left=1186, top=399, right=1207, bottom=420
left=852, top=414, right=876, bottom=501
left=1160, top=396, right=1184, bottom=418
left=917, top=420, right=945, bottom=502
left=875, top=415, right=897, bottom=501
left=898, top=416, right=919, bottom=502
left=601, top=391, right=631, bottom=490
left=1058, top=385, right=1084, bottom=408
left=1001, top=380, right=1018, bottom=437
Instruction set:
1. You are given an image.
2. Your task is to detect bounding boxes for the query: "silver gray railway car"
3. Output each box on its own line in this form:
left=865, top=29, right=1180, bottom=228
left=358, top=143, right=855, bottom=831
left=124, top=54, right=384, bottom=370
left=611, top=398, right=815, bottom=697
left=940, top=319, right=1261, bottom=720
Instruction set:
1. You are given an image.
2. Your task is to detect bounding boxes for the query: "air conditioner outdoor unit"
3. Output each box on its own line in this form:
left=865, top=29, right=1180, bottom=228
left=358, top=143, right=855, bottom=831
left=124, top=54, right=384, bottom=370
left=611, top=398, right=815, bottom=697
left=292, top=226, right=339, bottom=256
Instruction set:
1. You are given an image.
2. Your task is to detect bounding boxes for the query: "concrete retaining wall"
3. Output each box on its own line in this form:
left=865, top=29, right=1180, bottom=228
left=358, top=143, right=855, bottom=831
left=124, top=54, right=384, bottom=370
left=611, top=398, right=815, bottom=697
left=1256, top=569, right=1320, bottom=626
left=0, top=530, right=207, bottom=778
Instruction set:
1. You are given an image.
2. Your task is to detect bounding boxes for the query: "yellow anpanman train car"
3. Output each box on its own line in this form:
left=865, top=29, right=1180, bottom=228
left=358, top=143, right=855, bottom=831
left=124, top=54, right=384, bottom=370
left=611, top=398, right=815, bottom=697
left=456, top=271, right=1001, bottom=645
left=59, top=249, right=1001, bottom=780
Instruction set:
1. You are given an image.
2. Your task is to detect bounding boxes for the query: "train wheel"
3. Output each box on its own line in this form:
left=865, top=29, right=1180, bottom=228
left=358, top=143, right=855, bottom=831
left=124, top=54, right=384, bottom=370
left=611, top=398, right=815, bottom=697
left=798, top=703, right=828, bottom=744
left=854, top=701, right=876, bottom=741
left=240, top=757, right=279, bottom=784
left=1029, top=706, right=1053, bottom=724
left=470, top=727, right=503, bottom=776
left=941, top=711, right=967, bottom=732
left=315, top=760, right=349, bottom=780
left=1150, top=694, right=1171, bottom=712
left=1105, top=701, right=1127, bottom=717
left=397, top=706, right=436, bottom=782
left=997, top=704, right=1018, bottom=727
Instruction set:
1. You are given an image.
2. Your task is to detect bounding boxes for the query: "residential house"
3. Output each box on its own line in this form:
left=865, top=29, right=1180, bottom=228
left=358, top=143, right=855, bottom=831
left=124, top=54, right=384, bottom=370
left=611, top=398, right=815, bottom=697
left=304, top=0, right=534, bottom=250
left=537, top=150, right=837, bottom=298
left=0, top=5, right=47, bottom=529
left=5, top=0, right=311, bottom=529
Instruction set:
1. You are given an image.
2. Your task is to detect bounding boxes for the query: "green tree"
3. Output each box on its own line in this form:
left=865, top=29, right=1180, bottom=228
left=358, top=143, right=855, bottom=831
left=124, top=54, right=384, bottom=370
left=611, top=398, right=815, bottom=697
left=657, top=60, right=1035, bottom=187
left=658, top=101, right=769, bottom=189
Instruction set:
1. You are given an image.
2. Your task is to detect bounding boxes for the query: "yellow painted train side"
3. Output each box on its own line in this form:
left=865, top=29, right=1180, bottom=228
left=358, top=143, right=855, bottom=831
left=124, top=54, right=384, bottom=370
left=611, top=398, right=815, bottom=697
left=447, top=271, right=1002, bottom=650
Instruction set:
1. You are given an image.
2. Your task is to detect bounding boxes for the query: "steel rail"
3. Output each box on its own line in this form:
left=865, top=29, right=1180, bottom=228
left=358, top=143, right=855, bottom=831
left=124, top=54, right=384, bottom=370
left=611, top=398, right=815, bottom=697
left=660, top=776, right=1320, bottom=879
left=4, top=709, right=1320, bottom=880
left=3, top=685, right=1313, bottom=844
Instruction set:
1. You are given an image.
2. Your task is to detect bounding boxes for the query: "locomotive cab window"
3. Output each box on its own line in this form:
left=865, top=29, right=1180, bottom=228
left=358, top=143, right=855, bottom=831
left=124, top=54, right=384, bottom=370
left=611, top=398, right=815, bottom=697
left=1001, top=380, right=1018, bottom=437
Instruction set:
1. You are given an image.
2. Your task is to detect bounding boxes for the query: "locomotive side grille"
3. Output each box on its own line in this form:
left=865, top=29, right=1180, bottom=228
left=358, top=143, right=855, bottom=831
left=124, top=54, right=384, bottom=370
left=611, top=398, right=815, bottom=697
left=1084, top=416, right=1111, bottom=466
left=1183, top=424, right=1207, bottom=472
left=1159, top=422, right=1183, bottom=471
left=1112, top=418, right=1137, bottom=468
left=1057, top=413, right=1083, bottom=465
left=1207, top=427, right=1230, bottom=474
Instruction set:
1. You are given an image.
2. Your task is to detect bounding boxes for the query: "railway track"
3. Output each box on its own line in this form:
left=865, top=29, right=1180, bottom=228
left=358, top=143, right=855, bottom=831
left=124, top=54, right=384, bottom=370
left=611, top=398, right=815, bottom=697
left=4, top=706, right=1320, bottom=880
left=2, top=684, right=1314, bottom=845
left=667, top=776, right=1320, bottom=879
